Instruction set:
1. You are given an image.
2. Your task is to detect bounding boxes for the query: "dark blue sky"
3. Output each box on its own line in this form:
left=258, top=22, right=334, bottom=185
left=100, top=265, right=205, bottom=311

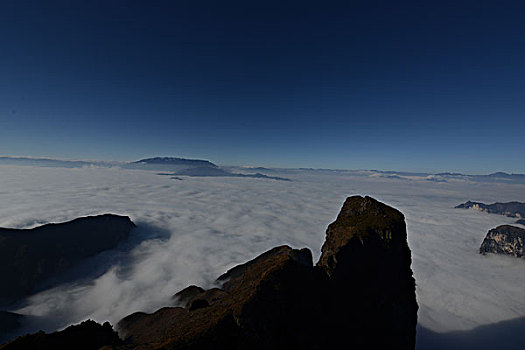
left=1, top=1, right=524, bottom=172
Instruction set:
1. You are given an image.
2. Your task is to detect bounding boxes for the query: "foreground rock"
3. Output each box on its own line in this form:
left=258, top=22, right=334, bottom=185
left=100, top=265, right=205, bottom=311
left=1, top=196, right=418, bottom=349
left=0, top=320, right=122, bottom=350
left=455, top=201, right=525, bottom=218
left=480, top=225, right=525, bottom=258
left=0, top=214, right=135, bottom=305
left=317, top=195, right=418, bottom=349
left=0, top=312, right=23, bottom=342
left=118, top=196, right=417, bottom=349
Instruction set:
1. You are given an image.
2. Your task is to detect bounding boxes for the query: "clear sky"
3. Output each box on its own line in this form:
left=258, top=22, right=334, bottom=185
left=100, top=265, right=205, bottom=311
left=1, top=1, right=524, bottom=173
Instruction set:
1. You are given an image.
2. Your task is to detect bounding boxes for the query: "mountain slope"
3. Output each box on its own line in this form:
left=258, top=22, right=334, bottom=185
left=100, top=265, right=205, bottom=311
left=0, top=214, right=135, bottom=305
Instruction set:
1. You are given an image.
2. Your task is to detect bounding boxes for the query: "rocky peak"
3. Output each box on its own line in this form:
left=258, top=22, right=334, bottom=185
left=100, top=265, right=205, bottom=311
left=116, top=196, right=417, bottom=350
left=480, top=225, right=525, bottom=258
left=318, top=195, right=406, bottom=275
left=317, top=195, right=417, bottom=349
left=2, top=196, right=418, bottom=349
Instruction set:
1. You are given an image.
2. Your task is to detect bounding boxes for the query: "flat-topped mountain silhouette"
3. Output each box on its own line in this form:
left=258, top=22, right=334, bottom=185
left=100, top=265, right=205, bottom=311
left=132, top=157, right=217, bottom=167
left=126, top=157, right=290, bottom=180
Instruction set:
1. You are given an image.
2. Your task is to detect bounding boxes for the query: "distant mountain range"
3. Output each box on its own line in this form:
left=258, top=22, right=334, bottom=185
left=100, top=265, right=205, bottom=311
left=129, top=158, right=291, bottom=180
left=0, top=156, right=109, bottom=168
left=2, top=156, right=525, bottom=184
left=159, top=166, right=291, bottom=181
left=129, top=157, right=217, bottom=168
left=122, top=157, right=218, bottom=172
left=455, top=201, right=525, bottom=219
left=366, top=170, right=525, bottom=184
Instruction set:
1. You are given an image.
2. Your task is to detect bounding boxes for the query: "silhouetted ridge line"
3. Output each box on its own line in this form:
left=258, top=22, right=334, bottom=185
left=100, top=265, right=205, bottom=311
left=1, top=196, right=418, bottom=349
left=132, top=157, right=217, bottom=167
left=0, top=214, right=135, bottom=305
left=455, top=201, right=525, bottom=218
left=117, top=196, right=417, bottom=349
left=0, top=320, right=122, bottom=350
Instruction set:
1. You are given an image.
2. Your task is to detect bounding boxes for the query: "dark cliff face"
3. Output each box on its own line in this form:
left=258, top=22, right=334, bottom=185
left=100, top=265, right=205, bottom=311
left=1, top=196, right=418, bottom=349
left=118, top=245, right=325, bottom=349
left=317, top=196, right=418, bottom=349
left=117, top=195, right=418, bottom=350
left=480, top=225, right=525, bottom=258
left=0, top=214, right=135, bottom=305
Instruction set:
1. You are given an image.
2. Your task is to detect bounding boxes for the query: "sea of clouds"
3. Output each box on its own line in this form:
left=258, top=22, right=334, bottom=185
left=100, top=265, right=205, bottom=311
left=1, top=164, right=524, bottom=348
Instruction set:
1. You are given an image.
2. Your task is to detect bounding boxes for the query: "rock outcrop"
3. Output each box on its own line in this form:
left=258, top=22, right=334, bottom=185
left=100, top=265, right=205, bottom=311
left=317, top=195, right=418, bottom=349
left=480, top=225, right=525, bottom=258
left=1, top=196, right=418, bottom=349
left=455, top=201, right=525, bottom=218
left=0, top=214, right=135, bottom=305
left=118, top=245, right=325, bottom=349
left=117, top=196, right=417, bottom=349
left=0, top=320, right=122, bottom=350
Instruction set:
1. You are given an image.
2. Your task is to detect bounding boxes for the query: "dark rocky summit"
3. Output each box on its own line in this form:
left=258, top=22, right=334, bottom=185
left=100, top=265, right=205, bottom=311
left=117, top=196, right=417, bottom=349
left=480, top=225, right=525, bottom=258
left=317, top=196, right=418, bottom=349
left=455, top=201, right=525, bottom=218
left=0, top=214, right=135, bottom=305
left=1, top=196, right=417, bottom=349
left=0, top=320, right=122, bottom=350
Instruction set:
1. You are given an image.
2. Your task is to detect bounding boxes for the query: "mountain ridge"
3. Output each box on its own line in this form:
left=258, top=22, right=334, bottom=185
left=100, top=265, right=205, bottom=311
left=0, top=214, right=135, bottom=306
left=455, top=201, right=525, bottom=219
left=0, top=196, right=418, bottom=349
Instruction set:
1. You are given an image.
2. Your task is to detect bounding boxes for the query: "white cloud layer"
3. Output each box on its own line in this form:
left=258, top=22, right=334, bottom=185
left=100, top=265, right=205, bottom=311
left=1, top=165, right=524, bottom=347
